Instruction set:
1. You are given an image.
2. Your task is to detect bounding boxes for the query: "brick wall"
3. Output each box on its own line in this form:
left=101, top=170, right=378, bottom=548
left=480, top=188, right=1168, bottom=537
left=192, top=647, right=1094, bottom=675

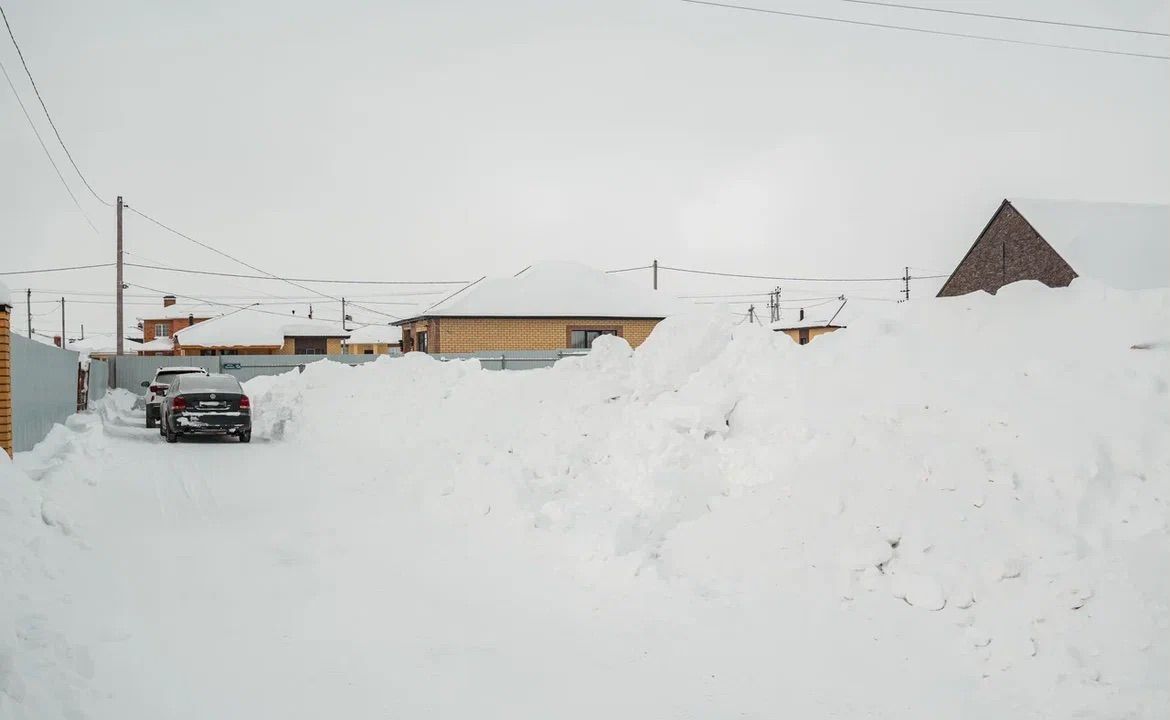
left=143, top=316, right=213, bottom=342
left=401, top=317, right=662, bottom=353
left=938, top=201, right=1078, bottom=297
left=0, top=309, right=11, bottom=457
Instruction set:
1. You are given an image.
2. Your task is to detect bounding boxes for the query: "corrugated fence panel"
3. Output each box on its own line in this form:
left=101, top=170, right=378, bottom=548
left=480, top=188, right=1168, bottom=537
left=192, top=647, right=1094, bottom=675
left=88, top=359, right=108, bottom=403
left=113, top=355, right=220, bottom=392
left=11, top=335, right=80, bottom=452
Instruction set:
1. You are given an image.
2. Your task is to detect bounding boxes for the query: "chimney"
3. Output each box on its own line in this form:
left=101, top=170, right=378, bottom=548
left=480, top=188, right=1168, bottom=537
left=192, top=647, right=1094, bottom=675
left=53, top=335, right=62, bottom=348
left=163, top=295, right=176, bottom=308
left=188, top=313, right=195, bottom=327
left=799, top=308, right=805, bottom=321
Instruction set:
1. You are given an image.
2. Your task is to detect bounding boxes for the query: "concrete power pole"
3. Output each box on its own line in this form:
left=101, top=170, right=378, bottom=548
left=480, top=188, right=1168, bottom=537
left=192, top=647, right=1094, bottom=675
left=902, top=266, right=910, bottom=302
left=116, top=196, right=124, bottom=355
left=60, top=297, right=65, bottom=346
left=26, top=289, right=31, bottom=338
left=652, top=259, right=658, bottom=290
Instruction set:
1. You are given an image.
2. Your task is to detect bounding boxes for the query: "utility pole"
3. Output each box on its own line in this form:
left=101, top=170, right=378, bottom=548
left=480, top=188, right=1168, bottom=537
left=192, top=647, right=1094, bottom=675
left=116, top=196, right=124, bottom=355
left=60, top=297, right=65, bottom=347
left=748, top=304, right=755, bottom=324
left=652, top=259, right=658, bottom=290
left=341, top=297, right=347, bottom=331
left=769, top=286, right=781, bottom=323
left=26, top=288, right=31, bottom=338
left=81, top=324, right=85, bottom=340
left=902, top=266, right=910, bottom=302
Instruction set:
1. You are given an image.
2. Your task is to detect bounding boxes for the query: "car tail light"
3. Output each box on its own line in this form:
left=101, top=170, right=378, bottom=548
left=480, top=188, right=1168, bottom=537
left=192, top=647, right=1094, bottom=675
left=239, top=396, right=251, bottom=410
left=172, top=396, right=187, bottom=411
left=150, top=384, right=165, bottom=394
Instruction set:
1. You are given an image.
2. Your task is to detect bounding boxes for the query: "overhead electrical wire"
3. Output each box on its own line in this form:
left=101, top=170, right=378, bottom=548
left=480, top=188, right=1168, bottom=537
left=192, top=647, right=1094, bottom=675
left=0, top=56, right=101, bottom=235
left=121, top=260, right=469, bottom=286
left=679, top=0, right=1170, bottom=61
left=0, top=262, right=114, bottom=275
left=830, top=0, right=1168, bottom=37
left=0, top=3, right=112, bottom=205
left=659, top=264, right=906, bottom=282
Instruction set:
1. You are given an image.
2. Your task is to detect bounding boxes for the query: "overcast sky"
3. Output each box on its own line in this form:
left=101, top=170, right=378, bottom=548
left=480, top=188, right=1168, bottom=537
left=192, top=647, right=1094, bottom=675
left=3, top=0, right=1167, bottom=337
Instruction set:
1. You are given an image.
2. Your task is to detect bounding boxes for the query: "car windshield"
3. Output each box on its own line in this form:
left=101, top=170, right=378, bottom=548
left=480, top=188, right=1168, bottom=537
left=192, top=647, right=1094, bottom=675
left=175, top=375, right=242, bottom=393
left=155, top=370, right=206, bottom=384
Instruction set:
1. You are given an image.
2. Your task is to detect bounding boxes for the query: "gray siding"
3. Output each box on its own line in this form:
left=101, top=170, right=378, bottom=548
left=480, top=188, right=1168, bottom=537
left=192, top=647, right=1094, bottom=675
left=11, top=335, right=79, bottom=452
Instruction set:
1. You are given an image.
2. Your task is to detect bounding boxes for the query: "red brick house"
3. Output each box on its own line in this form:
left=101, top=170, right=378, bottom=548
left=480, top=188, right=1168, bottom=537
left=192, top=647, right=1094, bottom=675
left=139, top=295, right=220, bottom=345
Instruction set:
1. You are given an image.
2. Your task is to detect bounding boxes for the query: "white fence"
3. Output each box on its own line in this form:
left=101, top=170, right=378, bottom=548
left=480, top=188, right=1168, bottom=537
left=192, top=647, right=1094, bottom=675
left=11, top=335, right=81, bottom=452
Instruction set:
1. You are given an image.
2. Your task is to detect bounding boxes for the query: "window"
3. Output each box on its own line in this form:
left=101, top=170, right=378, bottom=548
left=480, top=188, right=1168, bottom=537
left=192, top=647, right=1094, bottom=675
left=153, top=322, right=168, bottom=338
left=798, top=328, right=810, bottom=345
left=416, top=331, right=428, bottom=353
left=569, top=328, right=618, bottom=349
left=364, top=349, right=374, bottom=355
left=294, top=337, right=327, bottom=354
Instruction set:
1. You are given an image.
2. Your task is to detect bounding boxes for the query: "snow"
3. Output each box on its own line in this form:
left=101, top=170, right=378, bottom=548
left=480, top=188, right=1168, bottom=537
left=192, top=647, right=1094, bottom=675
left=135, top=302, right=222, bottom=322
left=135, top=337, right=175, bottom=353
left=343, top=323, right=401, bottom=345
left=1009, top=199, right=1170, bottom=290
left=1, top=278, right=1168, bottom=718
left=173, top=307, right=349, bottom=348
left=409, top=261, right=693, bottom=319
left=64, top=335, right=144, bottom=355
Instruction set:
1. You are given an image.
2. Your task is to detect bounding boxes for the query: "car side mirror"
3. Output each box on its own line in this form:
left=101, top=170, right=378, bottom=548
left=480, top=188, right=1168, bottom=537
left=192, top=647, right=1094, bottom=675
left=140, top=381, right=150, bottom=388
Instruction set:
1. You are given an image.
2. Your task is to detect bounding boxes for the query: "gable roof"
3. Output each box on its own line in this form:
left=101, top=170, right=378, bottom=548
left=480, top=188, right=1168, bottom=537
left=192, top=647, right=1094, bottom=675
left=174, top=308, right=349, bottom=348
left=1006, top=199, right=1169, bottom=290
left=65, top=334, right=145, bottom=354
left=397, top=261, right=692, bottom=323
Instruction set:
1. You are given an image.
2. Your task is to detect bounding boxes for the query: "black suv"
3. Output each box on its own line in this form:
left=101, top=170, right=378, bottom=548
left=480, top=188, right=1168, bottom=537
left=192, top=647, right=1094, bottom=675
left=160, top=373, right=252, bottom=443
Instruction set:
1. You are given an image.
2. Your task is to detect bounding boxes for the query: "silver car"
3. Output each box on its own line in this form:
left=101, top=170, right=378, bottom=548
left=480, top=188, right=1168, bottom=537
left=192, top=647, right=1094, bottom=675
left=142, top=366, right=209, bottom=428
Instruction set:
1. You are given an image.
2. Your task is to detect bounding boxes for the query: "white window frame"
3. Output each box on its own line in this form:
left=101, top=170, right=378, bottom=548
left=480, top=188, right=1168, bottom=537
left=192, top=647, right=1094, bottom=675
left=153, top=322, right=169, bottom=338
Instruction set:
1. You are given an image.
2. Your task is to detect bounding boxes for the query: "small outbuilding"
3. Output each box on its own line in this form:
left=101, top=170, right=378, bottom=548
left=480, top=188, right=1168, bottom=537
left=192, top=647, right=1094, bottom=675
left=343, top=324, right=401, bottom=355
left=172, top=308, right=349, bottom=356
left=937, top=199, right=1170, bottom=297
left=771, top=301, right=847, bottom=345
left=394, top=262, right=690, bottom=354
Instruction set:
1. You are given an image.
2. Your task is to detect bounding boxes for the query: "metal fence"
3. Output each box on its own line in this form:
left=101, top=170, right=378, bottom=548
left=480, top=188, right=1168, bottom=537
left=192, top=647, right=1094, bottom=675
left=88, top=359, right=108, bottom=404
left=110, top=349, right=587, bottom=391
left=10, top=334, right=80, bottom=453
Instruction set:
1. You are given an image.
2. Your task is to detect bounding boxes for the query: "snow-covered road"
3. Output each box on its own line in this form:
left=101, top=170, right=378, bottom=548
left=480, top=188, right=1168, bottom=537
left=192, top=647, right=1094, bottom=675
left=3, top=281, right=1168, bottom=719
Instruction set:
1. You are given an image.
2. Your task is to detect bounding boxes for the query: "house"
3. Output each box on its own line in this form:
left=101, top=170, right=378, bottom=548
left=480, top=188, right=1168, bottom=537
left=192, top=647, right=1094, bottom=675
left=771, top=301, right=847, bottom=345
left=937, top=199, right=1170, bottom=297
left=172, top=307, right=350, bottom=356
left=343, top=324, right=401, bottom=355
left=393, top=262, right=690, bottom=353
left=139, top=295, right=221, bottom=344
left=65, top=334, right=146, bottom=358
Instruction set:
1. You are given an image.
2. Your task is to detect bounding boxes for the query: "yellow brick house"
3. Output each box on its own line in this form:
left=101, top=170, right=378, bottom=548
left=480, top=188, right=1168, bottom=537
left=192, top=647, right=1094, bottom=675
left=395, top=262, right=689, bottom=354
left=172, top=307, right=349, bottom=356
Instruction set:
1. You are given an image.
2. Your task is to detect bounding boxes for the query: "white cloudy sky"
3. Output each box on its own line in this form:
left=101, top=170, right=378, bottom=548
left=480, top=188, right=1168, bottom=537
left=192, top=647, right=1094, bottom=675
left=3, top=0, right=1167, bottom=336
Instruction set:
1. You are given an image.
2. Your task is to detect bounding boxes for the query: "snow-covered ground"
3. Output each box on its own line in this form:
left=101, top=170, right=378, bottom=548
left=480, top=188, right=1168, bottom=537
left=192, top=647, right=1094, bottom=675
left=2, top=280, right=1167, bottom=719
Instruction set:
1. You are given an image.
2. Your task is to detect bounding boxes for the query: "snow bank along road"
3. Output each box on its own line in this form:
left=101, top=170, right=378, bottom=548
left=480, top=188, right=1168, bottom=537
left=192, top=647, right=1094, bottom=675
left=2, top=280, right=1168, bottom=719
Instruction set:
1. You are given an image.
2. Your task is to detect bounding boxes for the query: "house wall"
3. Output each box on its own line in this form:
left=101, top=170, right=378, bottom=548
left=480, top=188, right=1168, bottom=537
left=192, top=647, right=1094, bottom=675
left=177, top=346, right=280, bottom=357
left=278, top=337, right=345, bottom=355
left=0, top=308, right=11, bottom=457
left=142, top=316, right=213, bottom=342
left=778, top=326, right=840, bottom=344
left=401, top=317, right=662, bottom=353
left=938, top=201, right=1078, bottom=297
left=345, top=342, right=396, bottom=355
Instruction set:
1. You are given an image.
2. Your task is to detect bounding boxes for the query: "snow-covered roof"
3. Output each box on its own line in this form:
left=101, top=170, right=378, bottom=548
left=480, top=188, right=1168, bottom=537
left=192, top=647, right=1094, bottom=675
left=138, top=337, right=175, bottom=353
left=174, top=308, right=349, bottom=348
left=138, top=301, right=223, bottom=322
left=0, top=278, right=11, bottom=308
left=401, top=262, right=692, bottom=321
left=65, top=334, right=145, bottom=354
left=771, top=301, right=850, bottom=331
left=344, top=324, right=402, bottom=344
left=1009, top=199, right=1170, bottom=291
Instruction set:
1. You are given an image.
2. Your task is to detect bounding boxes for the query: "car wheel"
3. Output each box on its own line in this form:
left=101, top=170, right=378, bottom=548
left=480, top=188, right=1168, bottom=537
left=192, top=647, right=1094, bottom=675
left=146, top=412, right=156, bottom=429
left=239, top=430, right=251, bottom=444
left=165, top=425, right=178, bottom=443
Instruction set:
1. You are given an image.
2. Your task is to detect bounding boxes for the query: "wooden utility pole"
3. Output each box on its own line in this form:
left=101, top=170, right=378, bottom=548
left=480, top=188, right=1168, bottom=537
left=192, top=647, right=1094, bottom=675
left=116, top=196, right=124, bottom=355
left=26, top=288, right=31, bottom=338
left=341, top=297, right=347, bottom=331
left=60, top=297, right=65, bottom=346
left=652, top=259, right=658, bottom=290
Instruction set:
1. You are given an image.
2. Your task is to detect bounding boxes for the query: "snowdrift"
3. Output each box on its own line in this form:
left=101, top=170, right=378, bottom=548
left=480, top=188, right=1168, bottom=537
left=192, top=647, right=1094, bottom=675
left=2, top=279, right=1167, bottom=718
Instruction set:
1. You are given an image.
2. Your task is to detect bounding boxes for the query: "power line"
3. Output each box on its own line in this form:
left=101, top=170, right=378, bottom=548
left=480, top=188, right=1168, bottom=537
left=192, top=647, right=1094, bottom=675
left=831, top=0, right=1168, bottom=38
left=0, top=4, right=112, bottom=205
left=0, top=56, right=101, bottom=235
left=679, top=0, right=1170, bottom=61
left=128, top=283, right=385, bottom=327
left=0, top=262, right=114, bottom=276
left=605, top=265, right=653, bottom=274
left=121, top=260, right=468, bottom=286
left=659, top=264, right=906, bottom=282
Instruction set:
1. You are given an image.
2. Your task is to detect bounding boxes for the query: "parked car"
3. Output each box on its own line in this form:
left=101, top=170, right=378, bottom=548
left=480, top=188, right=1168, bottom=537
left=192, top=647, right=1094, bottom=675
left=142, top=367, right=209, bottom=428
left=160, top=373, right=252, bottom=443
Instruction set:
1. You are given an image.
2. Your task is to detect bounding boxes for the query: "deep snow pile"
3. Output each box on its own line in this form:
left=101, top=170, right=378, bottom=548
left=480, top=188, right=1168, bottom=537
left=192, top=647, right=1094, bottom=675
left=2, top=279, right=1167, bottom=718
